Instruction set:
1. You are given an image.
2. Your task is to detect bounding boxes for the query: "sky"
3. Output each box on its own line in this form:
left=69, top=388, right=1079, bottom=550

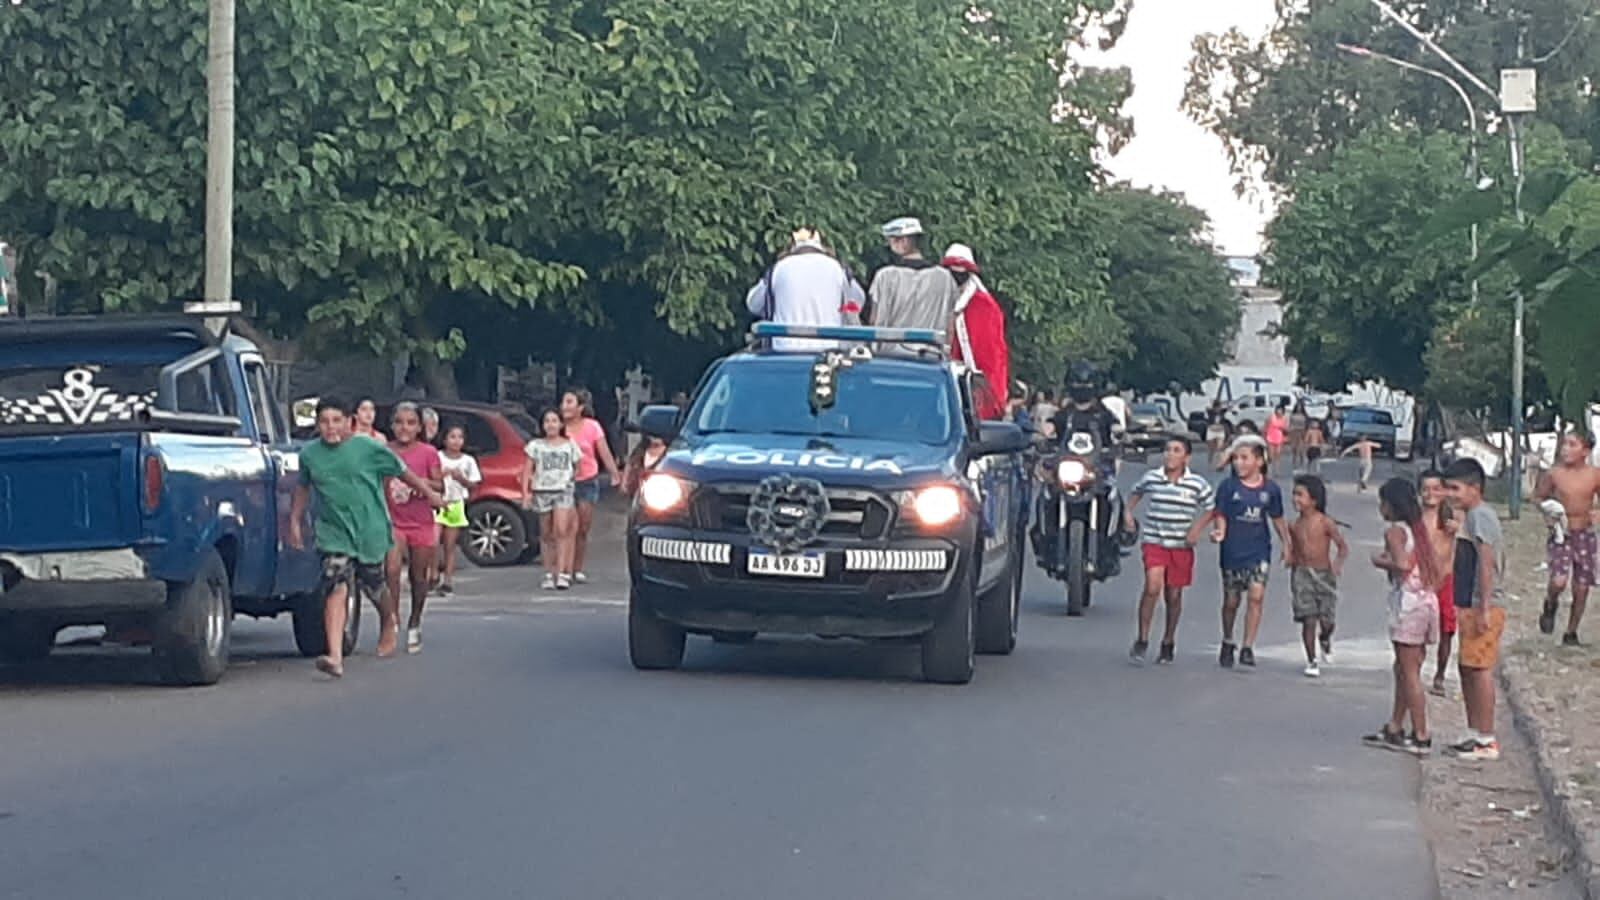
left=1080, top=0, right=1279, bottom=257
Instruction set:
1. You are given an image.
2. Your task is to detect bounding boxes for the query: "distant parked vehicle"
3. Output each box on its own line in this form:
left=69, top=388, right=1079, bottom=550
left=1337, top=406, right=1398, bottom=457
left=1224, top=392, right=1296, bottom=432
left=1126, top=402, right=1187, bottom=452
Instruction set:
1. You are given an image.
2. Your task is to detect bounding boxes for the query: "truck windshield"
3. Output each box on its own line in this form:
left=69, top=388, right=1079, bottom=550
left=684, top=361, right=956, bottom=446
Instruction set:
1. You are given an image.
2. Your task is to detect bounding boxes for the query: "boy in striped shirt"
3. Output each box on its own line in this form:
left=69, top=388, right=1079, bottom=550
left=1125, top=437, right=1216, bottom=664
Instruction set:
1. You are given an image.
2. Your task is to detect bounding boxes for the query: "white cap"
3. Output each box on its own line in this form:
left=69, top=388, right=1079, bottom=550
left=881, top=217, right=924, bottom=238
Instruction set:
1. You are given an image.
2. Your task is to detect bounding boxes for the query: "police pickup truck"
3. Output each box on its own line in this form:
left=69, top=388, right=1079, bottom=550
left=626, top=324, right=1030, bottom=684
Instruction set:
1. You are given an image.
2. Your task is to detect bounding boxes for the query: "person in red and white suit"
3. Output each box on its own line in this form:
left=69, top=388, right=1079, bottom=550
left=940, top=243, right=1011, bottom=420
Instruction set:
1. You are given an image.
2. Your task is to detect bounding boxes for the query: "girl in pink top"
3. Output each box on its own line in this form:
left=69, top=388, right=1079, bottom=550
left=561, top=389, right=622, bottom=584
left=386, top=403, right=444, bottom=656
left=1265, top=405, right=1289, bottom=476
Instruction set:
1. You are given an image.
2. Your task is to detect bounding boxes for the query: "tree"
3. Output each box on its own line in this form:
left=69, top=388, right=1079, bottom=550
left=1092, top=187, right=1237, bottom=393
left=1264, top=129, right=1476, bottom=394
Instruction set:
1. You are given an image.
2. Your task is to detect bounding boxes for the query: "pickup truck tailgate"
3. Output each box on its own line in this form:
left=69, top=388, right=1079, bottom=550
left=0, top=433, right=145, bottom=552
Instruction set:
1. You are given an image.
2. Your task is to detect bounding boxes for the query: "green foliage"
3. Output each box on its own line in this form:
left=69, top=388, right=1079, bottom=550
left=1265, top=129, right=1477, bottom=394
left=1094, top=187, right=1237, bottom=393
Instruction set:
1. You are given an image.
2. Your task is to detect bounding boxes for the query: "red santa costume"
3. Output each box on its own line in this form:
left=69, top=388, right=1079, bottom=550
left=941, top=244, right=1010, bottom=420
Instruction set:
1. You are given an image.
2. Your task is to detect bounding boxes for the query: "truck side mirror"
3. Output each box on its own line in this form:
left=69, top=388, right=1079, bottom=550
left=636, top=405, right=681, bottom=441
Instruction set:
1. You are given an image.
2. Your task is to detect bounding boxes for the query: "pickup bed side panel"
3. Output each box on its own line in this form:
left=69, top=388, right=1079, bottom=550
left=0, top=433, right=145, bottom=552
left=142, top=434, right=275, bottom=594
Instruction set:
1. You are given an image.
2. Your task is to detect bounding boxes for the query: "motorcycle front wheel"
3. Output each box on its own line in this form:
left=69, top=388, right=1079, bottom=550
left=1066, top=518, right=1090, bottom=617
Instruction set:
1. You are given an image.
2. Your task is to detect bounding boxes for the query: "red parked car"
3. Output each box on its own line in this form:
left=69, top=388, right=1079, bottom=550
left=375, top=401, right=541, bottom=566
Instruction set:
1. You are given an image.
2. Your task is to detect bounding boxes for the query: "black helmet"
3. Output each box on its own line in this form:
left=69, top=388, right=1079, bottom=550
left=1065, top=361, right=1100, bottom=403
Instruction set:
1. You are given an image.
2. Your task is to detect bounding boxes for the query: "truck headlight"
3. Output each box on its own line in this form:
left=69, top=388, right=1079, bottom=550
left=911, top=485, right=964, bottom=527
left=640, top=474, right=690, bottom=513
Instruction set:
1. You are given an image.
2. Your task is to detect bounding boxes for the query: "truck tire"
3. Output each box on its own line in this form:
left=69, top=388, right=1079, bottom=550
left=628, top=589, right=685, bottom=670
left=922, top=567, right=976, bottom=684
left=976, top=543, right=1020, bottom=655
left=1066, top=519, right=1090, bottom=617
left=464, top=501, right=528, bottom=568
left=0, top=618, right=57, bottom=663
left=154, top=549, right=232, bottom=686
left=291, top=586, right=360, bottom=658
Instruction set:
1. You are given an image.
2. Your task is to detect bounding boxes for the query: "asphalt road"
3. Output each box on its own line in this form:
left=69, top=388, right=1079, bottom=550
left=1, top=457, right=1439, bottom=900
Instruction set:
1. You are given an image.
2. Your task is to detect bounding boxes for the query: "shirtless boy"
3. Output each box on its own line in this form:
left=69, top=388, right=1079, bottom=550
left=1535, top=432, right=1600, bottom=644
left=1287, top=475, right=1349, bottom=677
left=1419, top=470, right=1459, bottom=694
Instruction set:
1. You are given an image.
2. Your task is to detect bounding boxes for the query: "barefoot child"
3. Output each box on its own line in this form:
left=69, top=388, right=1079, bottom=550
left=1418, top=470, right=1459, bottom=696
left=1340, top=438, right=1381, bottom=492
left=435, top=423, right=482, bottom=597
left=386, top=403, right=445, bottom=655
left=1288, top=475, right=1348, bottom=677
left=523, top=409, right=582, bottom=591
left=289, top=396, right=442, bottom=678
left=1534, top=432, right=1600, bottom=644
left=1363, top=478, right=1443, bottom=756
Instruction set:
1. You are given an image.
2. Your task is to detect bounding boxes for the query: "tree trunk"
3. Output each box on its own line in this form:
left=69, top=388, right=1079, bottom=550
left=417, top=352, right=461, bottom=400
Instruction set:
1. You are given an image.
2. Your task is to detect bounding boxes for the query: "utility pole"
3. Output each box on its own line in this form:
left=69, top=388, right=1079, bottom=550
left=196, top=0, right=238, bottom=334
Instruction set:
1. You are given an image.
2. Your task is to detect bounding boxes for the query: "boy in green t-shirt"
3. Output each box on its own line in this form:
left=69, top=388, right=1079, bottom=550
left=289, top=396, right=442, bottom=677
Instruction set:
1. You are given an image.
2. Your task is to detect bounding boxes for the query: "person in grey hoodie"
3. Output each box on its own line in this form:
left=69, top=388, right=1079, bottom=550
left=865, top=217, right=958, bottom=351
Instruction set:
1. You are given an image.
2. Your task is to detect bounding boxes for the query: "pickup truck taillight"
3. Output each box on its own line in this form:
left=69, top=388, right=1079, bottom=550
left=143, top=454, right=165, bottom=513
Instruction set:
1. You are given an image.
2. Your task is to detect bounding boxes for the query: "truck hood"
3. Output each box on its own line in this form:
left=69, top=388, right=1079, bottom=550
left=659, top=433, right=957, bottom=488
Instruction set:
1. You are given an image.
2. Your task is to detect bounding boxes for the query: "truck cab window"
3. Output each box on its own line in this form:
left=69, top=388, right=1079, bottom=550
left=242, top=361, right=283, bottom=444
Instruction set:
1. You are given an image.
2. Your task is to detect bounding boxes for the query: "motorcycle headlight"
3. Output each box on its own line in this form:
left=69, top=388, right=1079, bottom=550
left=911, top=484, right=964, bottom=527
left=1057, top=459, right=1092, bottom=486
left=640, top=473, right=690, bottom=513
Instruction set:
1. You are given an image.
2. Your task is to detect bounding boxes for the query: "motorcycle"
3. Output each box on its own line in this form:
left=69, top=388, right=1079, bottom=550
left=1031, top=429, right=1121, bottom=616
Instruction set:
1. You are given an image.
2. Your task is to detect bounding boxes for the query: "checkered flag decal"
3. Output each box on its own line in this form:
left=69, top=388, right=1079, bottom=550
left=0, top=383, right=156, bottom=427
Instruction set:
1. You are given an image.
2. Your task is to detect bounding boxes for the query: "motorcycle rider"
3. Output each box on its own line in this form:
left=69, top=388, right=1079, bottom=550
left=1046, top=360, right=1127, bottom=577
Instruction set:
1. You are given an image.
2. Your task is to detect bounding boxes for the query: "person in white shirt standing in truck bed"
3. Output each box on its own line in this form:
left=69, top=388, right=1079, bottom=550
left=865, top=217, right=958, bottom=352
left=745, top=227, right=866, bottom=352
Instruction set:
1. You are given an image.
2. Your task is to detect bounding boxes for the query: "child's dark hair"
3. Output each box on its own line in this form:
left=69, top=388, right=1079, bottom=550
left=1379, top=477, right=1442, bottom=588
left=442, top=419, right=468, bottom=441
left=538, top=408, right=568, bottom=437
left=1442, top=458, right=1486, bottom=490
left=1293, top=474, right=1327, bottom=513
left=1239, top=440, right=1266, bottom=461
left=1166, top=435, right=1193, bottom=455
left=316, top=395, right=352, bottom=417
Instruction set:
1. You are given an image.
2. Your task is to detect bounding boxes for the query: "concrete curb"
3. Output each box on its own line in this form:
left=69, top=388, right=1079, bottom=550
left=1501, top=660, right=1600, bottom=899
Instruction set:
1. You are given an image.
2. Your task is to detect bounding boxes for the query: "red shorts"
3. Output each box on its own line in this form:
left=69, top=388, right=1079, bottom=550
left=1142, top=544, right=1196, bottom=589
left=393, top=523, right=440, bottom=550
left=1438, top=574, right=1458, bottom=635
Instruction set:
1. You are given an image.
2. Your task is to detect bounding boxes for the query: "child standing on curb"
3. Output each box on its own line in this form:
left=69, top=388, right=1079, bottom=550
left=523, top=409, right=583, bottom=591
left=1363, top=478, right=1443, bottom=756
left=1444, top=458, right=1507, bottom=761
left=1418, top=470, right=1459, bottom=696
left=1288, top=475, right=1348, bottom=677
left=435, top=423, right=482, bottom=597
left=289, top=396, right=442, bottom=677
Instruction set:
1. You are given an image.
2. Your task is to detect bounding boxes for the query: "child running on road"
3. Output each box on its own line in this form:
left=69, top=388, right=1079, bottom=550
left=1287, top=475, right=1349, bottom=677
left=1418, top=470, right=1459, bottom=696
left=523, top=409, right=583, bottom=591
left=289, top=396, right=441, bottom=677
left=386, top=403, right=445, bottom=655
left=1199, top=439, right=1290, bottom=669
left=1124, top=437, right=1215, bottom=665
left=1340, top=438, right=1381, bottom=492
left=434, top=422, right=482, bottom=597
left=1534, top=432, right=1600, bottom=644
left=1444, top=458, right=1507, bottom=761
left=1363, top=478, right=1443, bottom=756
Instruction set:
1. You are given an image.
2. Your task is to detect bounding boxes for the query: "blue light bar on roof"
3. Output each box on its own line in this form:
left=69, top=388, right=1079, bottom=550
left=750, top=323, right=947, bottom=345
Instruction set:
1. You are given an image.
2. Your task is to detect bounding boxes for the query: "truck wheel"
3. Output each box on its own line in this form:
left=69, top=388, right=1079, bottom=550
left=922, top=568, right=976, bottom=684
left=291, top=586, right=361, bottom=658
left=154, top=549, right=232, bottom=686
left=464, top=501, right=528, bottom=567
left=976, top=545, right=1019, bottom=655
left=628, top=589, right=685, bottom=670
left=1066, top=519, right=1090, bottom=617
left=0, top=618, right=57, bottom=663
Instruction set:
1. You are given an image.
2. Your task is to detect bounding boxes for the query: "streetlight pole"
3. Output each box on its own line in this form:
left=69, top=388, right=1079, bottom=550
left=1368, top=0, right=1530, bottom=518
left=200, top=0, right=236, bottom=331
left=1336, top=43, right=1480, bottom=304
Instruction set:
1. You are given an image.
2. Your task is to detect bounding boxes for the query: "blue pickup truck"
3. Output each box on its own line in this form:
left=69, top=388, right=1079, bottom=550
left=0, top=315, right=339, bottom=684
left=626, top=324, right=1030, bottom=684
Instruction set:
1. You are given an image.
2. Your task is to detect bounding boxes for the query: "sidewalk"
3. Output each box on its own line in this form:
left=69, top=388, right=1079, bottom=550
left=1495, top=515, right=1600, bottom=898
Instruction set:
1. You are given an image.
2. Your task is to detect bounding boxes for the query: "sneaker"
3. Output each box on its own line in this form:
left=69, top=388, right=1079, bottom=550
left=556, top=574, right=572, bottom=591
left=573, top=572, right=589, bottom=585
left=1220, top=642, right=1236, bottom=669
left=1362, top=725, right=1408, bottom=751
left=440, top=581, right=454, bottom=597
left=1320, top=635, right=1333, bottom=661
left=1304, top=661, right=1320, bottom=678
left=1129, top=640, right=1149, bottom=665
left=541, top=574, right=556, bottom=591
left=1156, top=643, right=1176, bottom=665
left=1540, top=602, right=1558, bottom=635
left=1408, top=736, right=1434, bottom=758
left=1563, top=632, right=1583, bottom=647
left=406, top=627, right=422, bottom=654
left=1239, top=647, right=1256, bottom=668
left=1447, top=737, right=1501, bottom=761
